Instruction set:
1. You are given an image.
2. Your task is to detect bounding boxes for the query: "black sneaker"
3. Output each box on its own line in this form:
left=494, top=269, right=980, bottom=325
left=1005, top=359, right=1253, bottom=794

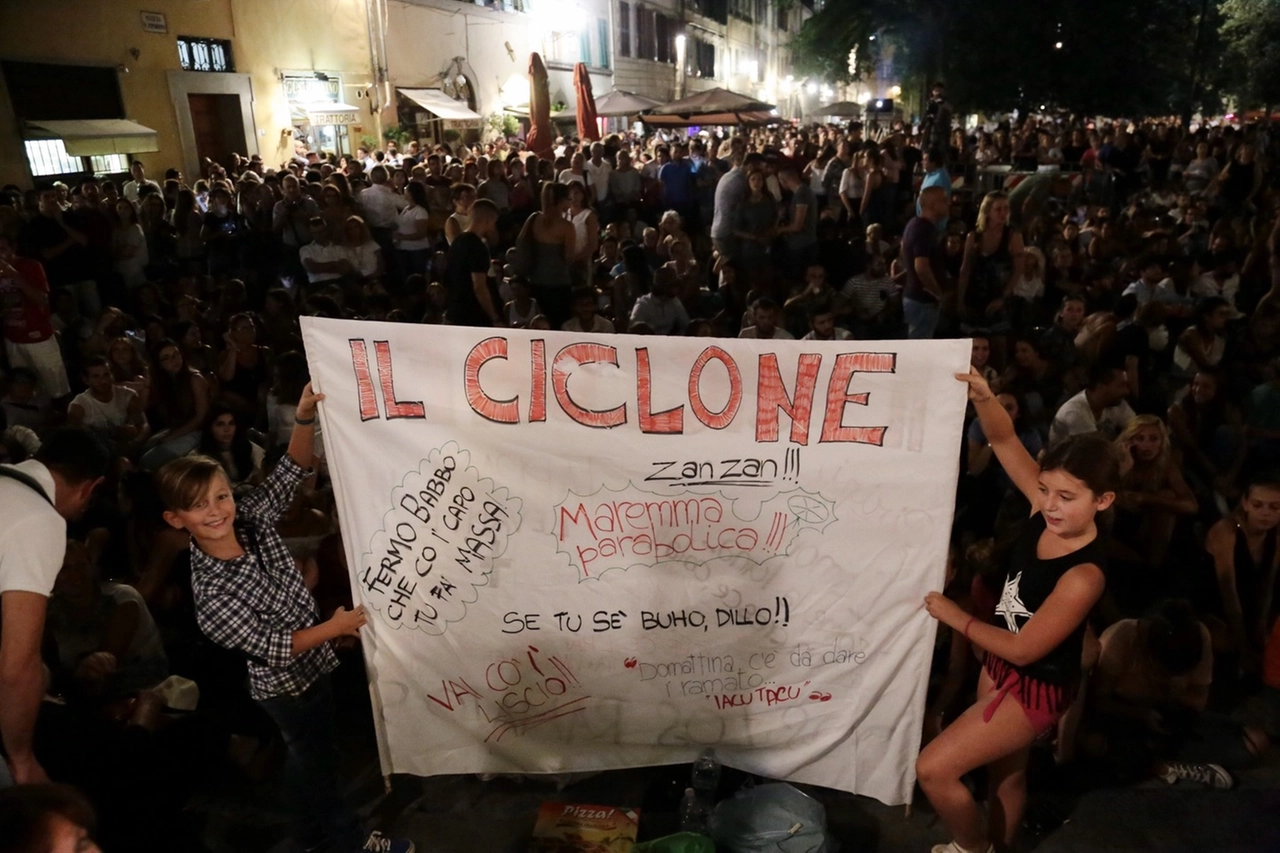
left=1158, top=761, right=1234, bottom=790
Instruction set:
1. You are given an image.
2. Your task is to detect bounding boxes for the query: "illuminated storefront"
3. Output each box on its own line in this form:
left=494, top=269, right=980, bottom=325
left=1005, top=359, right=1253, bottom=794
left=283, top=72, right=360, bottom=158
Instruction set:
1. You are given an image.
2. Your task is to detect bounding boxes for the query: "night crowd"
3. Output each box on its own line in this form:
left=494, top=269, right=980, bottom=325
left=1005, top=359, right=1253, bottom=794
left=1, top=92, right=1279, bottom=852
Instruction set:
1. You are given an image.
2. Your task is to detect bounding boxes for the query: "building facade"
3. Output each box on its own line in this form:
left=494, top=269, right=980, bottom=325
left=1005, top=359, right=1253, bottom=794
left=612, top=0, right=810, bottom=111
left=0, top=0, right=378, bottom=187
left=0, top=0, right=816, bottom=188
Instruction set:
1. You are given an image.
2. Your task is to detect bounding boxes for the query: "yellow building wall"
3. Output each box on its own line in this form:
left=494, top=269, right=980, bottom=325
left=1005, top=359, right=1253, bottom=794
left=0, top=0, right=376, bottom=188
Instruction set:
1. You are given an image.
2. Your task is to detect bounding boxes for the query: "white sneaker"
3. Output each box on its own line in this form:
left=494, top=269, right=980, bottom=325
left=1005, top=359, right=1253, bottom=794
left=931, top=842, right=994, bottom=853
left=1158, top=761, right=1234, bottom=790
left=360, top=830, right=416, bottom=853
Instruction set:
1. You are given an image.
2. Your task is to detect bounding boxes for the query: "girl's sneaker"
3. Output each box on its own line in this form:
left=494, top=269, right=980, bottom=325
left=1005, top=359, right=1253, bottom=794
left=360, top=830, right=415, bottom=853
left=1158, top=761, right=1235, bottom=790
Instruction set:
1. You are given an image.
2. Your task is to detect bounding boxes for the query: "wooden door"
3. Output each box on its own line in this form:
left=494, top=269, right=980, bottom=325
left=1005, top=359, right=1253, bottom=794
left=188, top=93, right=244, bottom=175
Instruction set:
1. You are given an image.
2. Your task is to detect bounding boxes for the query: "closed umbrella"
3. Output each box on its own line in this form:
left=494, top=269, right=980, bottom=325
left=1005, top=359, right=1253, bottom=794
left=526, top=52, right=554, bottom=161
left=574, top=62, right=600, bottom=142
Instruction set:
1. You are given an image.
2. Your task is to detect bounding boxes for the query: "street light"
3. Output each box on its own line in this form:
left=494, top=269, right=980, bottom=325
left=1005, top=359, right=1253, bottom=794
left=806, top=82, right=819, bottom=95
left=1054, top=41, right=1063, bottom=49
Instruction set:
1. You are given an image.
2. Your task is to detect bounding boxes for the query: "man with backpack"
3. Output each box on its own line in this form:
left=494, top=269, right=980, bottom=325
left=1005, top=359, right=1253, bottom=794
left=0, top=429, right=108, bottom=786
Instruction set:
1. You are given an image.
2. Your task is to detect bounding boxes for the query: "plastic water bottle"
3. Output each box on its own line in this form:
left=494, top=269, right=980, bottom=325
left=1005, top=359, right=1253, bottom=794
left=678, top=786, right=710, bottom=834
left=690, top=747, right=721, bottom=800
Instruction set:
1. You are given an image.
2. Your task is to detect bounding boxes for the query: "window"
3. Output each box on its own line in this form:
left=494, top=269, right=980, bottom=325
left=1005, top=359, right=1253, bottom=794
left=687, top=38, right=716, bottom=79
left=90, top=154, right=130, bottom=174
left=619, top=2, right=631, bottom=58
left=22, top=141, right=128, bottom=179
left=594, top=19, right=610, bottom=68
left=655, top=13, right=670, bottom=64
left=777, top=4, right=788, bottom=30
left=24, top=139, right=81, bottom=178
left=638, top=9, right=655, bottom=61
left=580, top=29, right=592, bottom=65
left=177, top=36, right=234, bottom=72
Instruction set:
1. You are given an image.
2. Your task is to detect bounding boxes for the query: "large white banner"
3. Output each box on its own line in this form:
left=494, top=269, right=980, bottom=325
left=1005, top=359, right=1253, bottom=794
left=301, top=318, right=969, bottom=805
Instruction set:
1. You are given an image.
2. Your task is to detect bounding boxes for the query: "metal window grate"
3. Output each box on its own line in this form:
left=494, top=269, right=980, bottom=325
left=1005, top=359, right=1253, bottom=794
left=25, top=139, right=82, bottom=177
left=177, top=36, right=234, bottom=72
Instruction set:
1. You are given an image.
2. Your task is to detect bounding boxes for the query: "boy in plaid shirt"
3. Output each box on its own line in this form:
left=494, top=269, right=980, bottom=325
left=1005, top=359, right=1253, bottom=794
left=156, top=384, right=412, bottom=853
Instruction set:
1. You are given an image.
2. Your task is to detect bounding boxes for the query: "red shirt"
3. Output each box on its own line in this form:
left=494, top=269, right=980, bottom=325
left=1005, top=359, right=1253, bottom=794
left=1, top=256, right=55, bottom=344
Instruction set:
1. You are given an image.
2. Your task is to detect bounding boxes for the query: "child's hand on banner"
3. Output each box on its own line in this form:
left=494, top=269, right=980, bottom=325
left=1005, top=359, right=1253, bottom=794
left=329, top=605, right=368, bottom=638
left=296, top=382, right=326, bottom=421
left=923, top=591, right=966, bottom=628
left=954, top=367, right=993, bottom=403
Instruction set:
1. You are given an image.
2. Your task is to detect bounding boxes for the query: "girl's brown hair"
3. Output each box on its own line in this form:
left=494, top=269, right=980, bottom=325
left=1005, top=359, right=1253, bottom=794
left=1040, top=433, right=1123, bottom=497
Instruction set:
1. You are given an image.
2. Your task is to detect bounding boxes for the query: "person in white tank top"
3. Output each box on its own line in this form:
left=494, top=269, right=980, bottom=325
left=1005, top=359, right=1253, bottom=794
left=66, top=356, right=148, bottom=448
left=563, top=182, right=598, bottom=287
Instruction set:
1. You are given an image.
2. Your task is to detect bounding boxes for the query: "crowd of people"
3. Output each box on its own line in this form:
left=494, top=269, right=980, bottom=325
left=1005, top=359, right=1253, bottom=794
left=1, top=93, right=1278, bottom=852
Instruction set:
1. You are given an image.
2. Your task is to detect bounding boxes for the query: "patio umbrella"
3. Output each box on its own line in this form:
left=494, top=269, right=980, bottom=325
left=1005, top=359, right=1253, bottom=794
left=574, top=62, right=600, bottom=141
left=594, top=89, right=662, bottom=118
left=525, top=52, right=554, bottom=160
left=814, top=101, right=863, bottom=118
left=643, top=87, right=777, bottom=127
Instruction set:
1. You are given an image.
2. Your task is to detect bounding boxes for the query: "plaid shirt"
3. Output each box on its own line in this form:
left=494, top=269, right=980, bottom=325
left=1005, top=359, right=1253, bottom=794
left=189, top=455, right=337, bottom=700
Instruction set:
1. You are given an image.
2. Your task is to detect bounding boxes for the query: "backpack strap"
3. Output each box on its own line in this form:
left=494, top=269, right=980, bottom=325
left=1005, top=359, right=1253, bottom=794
left=0, top=465, right=54, bottom=507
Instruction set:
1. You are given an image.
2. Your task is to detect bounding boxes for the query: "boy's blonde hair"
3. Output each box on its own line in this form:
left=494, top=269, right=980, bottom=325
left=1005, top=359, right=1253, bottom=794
left=155, top=455, right=227, bottom=511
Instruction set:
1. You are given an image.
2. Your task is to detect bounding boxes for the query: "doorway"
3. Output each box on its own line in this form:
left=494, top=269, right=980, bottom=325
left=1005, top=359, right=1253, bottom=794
left=187, top=93, right=245, bottom=174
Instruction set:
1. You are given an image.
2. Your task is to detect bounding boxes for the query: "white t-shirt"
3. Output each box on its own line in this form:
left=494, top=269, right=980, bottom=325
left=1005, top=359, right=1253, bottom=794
left=0, top=460, right=66, bottom=597
left=345, top=241, right=382, bottom=278
left=561, top=315, right=615, bottom=333
left=584, top=159, right=612, bottom=203
left=122, top=178, right=161, bottom=204
left=70, top=386, right=136, bottom=435
left=356, top=184, right=406, bottom=229
left=396, top=205, right=433, bottom=251
left=738, top=326, right=795, bottom=340
left=298, top=240, right=348, bottom=284
left=558, top=170, right=587, bottom=188
left=1048, top=390, right=1136, bottom=448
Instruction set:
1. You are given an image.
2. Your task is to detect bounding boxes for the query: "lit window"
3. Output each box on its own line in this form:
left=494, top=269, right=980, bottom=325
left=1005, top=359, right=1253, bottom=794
left=24, top=139, right=82, bottom=178
left=177, top=36, right=234, bottom=72
left=90, top=154, right=130, bottom=175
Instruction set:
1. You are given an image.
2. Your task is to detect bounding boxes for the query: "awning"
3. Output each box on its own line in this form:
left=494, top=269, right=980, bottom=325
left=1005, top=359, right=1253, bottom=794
left=398, top=88, right=482, bottom=124
left=25, top=119, right=159, bottom=156
left=294, top=102, right=360, bottom=126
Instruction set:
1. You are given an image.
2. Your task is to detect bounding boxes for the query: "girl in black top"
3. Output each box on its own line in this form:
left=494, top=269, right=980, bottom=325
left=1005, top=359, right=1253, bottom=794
left=919, top=367, right=1122, bottom=853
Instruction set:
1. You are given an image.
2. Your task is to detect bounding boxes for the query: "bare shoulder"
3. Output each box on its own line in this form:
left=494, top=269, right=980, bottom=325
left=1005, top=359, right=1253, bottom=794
left=1061, top=561, right=1106, bottom=594
left=1205, top=517, right=1234, bottom=555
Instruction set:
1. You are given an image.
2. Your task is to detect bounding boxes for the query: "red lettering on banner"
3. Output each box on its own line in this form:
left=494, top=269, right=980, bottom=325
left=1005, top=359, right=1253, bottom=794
left=530, top=339, right=547, bottom=423
left=688, top=345, right=743, bottom=430
left=552, top=343, right=626, bottom=428
left=464, top=337, right=519, bottom=423
left=755, top=353, right=821, bottom=444
left=373, top=341, right=425, bottom=419
left=349, top=339, right=381, bottom=421
left=820, top=352, right=896, bottom=444
left=637, top=348, right=684, bottom=434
